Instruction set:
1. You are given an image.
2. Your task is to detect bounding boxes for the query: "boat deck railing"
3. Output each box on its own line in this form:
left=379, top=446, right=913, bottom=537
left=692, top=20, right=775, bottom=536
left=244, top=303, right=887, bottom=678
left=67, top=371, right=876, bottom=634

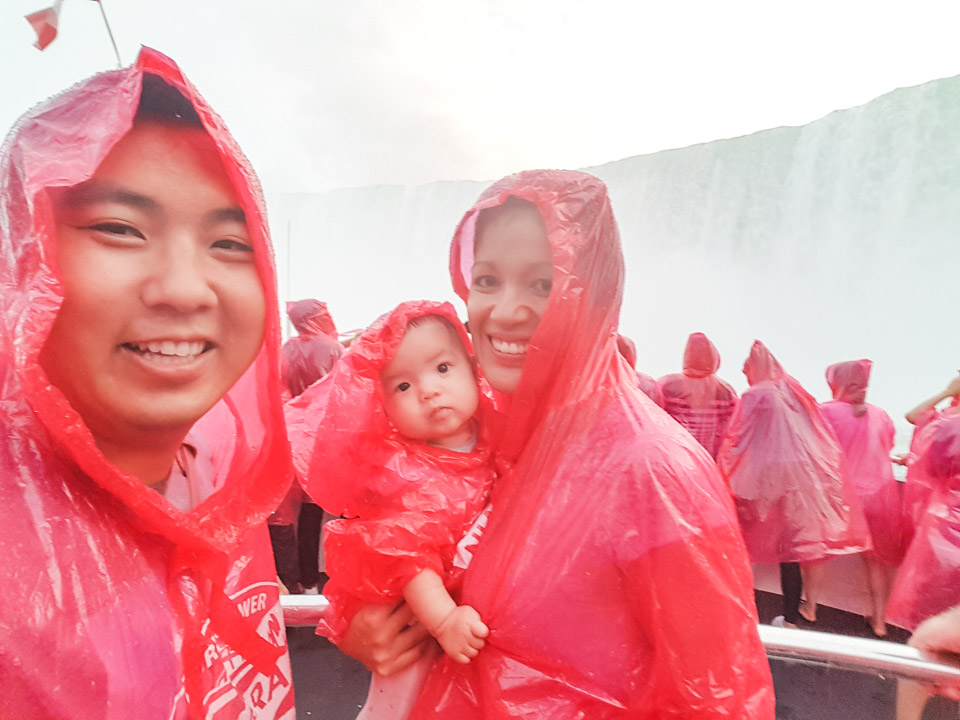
left=280, top=595, right=960, bottom=692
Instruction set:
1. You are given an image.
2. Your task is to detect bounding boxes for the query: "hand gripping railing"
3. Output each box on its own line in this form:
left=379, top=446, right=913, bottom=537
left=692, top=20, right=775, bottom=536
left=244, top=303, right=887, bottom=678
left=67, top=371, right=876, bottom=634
left=281, top=596, right=960, bottom=692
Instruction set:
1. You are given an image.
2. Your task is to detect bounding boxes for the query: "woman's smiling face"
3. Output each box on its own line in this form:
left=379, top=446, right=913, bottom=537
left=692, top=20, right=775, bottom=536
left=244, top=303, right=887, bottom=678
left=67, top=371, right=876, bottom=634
left=467, top=202, right=553, bottom=395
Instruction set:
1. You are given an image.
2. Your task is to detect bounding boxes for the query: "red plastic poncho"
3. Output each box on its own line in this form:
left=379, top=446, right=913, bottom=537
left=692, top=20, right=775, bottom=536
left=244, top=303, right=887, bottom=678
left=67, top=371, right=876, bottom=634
left=408, top=171, right=774, bottom=719
left=888, top=415, right=960, bottom=631
left=657, top=332, right=739, bottom=459
left=282, top=299, right=343, bottom=397
left=0, top=49, right=294, bottom=719
left=717, top=342, right=871, bottom=563
left=903, top=401, right=960, bottom=543
left=284, top=301, right=495, bottom=642
left=820, top=360, right=904, bottom=565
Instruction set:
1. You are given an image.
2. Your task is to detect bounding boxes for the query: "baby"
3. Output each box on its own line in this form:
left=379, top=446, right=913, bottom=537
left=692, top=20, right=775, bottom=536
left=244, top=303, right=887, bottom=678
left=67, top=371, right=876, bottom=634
left=286, top=300, right=494, bottom=716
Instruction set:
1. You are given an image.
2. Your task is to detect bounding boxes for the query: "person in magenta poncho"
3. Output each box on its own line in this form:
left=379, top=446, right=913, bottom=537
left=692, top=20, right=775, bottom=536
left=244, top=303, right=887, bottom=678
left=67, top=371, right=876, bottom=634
left=657, top=332, right=738, bottom=459
left=0, top=50, right=294, bottom=718
left=820, top=359, right=903, bottom=637
left=717, top=341, right=871, bottom=628
left=286, top=300, right=495, bottom=718
left=616, top=333, right=664, bottom=406
left=888, top=416, right=960, bottom=720
left=340, top=171, right=773, bottom=717
left=899, top=374, right=960, bottom=544
left=283, top=298, right=343, bottom=396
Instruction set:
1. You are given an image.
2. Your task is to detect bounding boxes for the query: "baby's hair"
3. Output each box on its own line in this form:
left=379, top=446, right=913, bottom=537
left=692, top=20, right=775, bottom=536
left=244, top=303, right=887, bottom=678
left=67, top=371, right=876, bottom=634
left=407, top=314, right=468, bottom=354
left=475, top=195, right=544, bottom=242
left=135, top=73, right=203, bottom=128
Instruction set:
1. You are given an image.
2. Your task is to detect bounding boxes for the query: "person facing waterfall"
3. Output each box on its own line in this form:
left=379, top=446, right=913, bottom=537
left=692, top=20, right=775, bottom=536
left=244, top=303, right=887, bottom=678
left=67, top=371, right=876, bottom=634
left=657, top=332, right=738, bottom=458
left=820, top=359, right=903, bottom=637
left=717, top=341, right=872, bottom=628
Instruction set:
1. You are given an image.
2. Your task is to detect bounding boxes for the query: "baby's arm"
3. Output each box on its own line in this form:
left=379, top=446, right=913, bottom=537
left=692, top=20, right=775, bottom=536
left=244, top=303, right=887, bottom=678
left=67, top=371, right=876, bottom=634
left=402, top=568, right=488, bottom=663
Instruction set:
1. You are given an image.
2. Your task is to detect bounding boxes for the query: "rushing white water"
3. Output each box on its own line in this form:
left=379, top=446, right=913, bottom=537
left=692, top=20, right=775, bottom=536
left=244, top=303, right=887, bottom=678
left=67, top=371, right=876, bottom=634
left=268, top=75, right=960, bottom=442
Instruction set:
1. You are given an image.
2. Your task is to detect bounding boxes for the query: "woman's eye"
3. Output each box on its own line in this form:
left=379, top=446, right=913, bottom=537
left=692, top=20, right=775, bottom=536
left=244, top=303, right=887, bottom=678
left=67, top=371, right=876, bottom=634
left=472, top=274, right=499, bottom=290
left=532, top=278, right=553, bottom=295
left=437, top=363, right=449, bottom=374
left=84, top=222, right=145, bottom=239
left=396, top=382, right=411, bottom=393
left=212, top=238, right=254, bottom=253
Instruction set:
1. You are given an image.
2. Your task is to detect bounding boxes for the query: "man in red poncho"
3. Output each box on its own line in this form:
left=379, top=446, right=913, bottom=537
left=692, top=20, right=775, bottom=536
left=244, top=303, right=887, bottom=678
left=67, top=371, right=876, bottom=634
left=277, top=299, right=344, bottom=594
left=0, top=50, right=294, bottom=718
left=658, top=332, right=738, bottom=458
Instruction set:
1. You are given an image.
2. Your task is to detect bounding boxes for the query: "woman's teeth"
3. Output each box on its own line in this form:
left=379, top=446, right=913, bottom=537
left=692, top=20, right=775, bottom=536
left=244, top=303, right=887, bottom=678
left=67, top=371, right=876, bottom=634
left=491, top=338, right=528, bottom=355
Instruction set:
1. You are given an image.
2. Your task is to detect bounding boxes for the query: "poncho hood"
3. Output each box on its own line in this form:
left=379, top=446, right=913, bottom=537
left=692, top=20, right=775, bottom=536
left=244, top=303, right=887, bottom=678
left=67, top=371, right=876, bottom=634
left=0, top=46, right=290, bottom=551
left=743, top=339, right=786, bottom=385
left=450, top=169, right=630, bottom=466
left=826, top=358, right=872, bottom=405
left=287, top=298, right=337, bottom=339
left=683, top=332, right=721, bottom=377
left=286, top=299, right=484, bottom=515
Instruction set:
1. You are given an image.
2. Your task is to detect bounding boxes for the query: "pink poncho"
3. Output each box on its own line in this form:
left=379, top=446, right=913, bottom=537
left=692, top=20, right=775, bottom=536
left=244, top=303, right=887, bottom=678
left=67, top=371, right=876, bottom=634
left=888, top=415, right=960, bottom=631
left=658, top=332, right=738, bottom=458
left=717, top=342, right=871, bottom=563
left=284, top=301, right=495, bottom=642
left=407, top=170, right=774, bottom=719
left=820, top=359, right=904, bottom=565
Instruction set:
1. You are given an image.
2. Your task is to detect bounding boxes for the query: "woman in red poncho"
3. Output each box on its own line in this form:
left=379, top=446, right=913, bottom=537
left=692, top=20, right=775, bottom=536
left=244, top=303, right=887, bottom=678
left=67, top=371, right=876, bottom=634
left=900, top=375, right=960, bottom=544
left=820, top=359, right=903, bottom=636
left=0, top=50, right=294, bottom=718
left=717, top=341, right=871, bottom=628
left=389, top=171, right=773, bottom=718
left=888, top=414, right=960, bottom=632
left=658, top=332, right=739, bottom=459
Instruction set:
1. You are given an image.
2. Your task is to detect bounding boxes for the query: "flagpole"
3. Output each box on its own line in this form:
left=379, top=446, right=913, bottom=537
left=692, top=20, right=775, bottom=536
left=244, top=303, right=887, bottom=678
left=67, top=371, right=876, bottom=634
left=96, top=1, right=122, bottom=68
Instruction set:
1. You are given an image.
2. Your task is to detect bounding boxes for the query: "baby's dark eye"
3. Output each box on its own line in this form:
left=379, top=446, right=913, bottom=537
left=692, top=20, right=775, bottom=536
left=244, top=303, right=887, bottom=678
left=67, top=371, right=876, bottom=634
left=437, top=363, right=449, bottom=374
left=396, top=382, right=411, bottom=392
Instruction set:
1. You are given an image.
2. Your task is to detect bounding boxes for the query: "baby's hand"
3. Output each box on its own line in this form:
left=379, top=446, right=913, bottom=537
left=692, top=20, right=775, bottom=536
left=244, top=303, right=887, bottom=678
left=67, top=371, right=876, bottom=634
left=433, top=604, right=488, bottom=663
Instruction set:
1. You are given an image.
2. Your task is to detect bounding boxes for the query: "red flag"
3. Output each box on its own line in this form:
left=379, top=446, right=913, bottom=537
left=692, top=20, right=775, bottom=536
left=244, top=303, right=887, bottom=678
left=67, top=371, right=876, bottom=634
left=25, top=0, right=64, bottom=51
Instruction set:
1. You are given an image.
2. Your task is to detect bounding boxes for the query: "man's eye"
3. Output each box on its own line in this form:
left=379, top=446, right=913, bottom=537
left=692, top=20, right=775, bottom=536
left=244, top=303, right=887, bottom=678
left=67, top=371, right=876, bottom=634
left=396, top=382, right=411, bottom=393
left=84, top=222, right=145, bottom=239
left=212, top=238, right=254, bottom=253
left=437, top=363, right=449, bottom=374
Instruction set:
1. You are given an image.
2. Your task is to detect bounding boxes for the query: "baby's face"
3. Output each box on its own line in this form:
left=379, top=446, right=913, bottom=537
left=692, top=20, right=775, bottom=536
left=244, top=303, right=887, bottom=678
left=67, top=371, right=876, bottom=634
left=380, top=317, right=480, bottom=450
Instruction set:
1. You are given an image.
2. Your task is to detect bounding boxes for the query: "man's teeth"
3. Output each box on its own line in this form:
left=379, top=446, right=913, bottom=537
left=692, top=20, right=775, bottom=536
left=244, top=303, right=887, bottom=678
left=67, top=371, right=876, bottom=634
left=132, top=341, right=206, bottom=358
left=491, top=338, right=528, bottom=355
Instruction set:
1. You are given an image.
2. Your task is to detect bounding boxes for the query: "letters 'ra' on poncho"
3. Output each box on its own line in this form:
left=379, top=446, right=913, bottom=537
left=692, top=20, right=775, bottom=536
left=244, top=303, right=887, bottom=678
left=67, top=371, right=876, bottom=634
left=0, top=49, right=294, bottom=719
left=282, top=299, right=343, bottom=397
left=408, top=171, right=774, bottom=719
left=888, top=415, right=960, bottom=631
left=657, top=332, right=738, bottom=458
left=717, top=342, right=871, bottom=563
left=820, top=359, right=904, bottom=565
left=284, top=301, right=495, bottom=643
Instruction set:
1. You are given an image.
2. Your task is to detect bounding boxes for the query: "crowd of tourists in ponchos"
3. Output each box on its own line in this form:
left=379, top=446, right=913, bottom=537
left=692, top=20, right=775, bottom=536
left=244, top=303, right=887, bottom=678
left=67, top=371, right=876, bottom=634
left=4, top=47, right=959, bottom=720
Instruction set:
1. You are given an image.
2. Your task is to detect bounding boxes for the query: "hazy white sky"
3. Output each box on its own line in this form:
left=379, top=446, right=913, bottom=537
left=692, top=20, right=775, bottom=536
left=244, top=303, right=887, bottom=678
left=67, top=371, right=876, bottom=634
left=3, top=0, right=960, bottom=193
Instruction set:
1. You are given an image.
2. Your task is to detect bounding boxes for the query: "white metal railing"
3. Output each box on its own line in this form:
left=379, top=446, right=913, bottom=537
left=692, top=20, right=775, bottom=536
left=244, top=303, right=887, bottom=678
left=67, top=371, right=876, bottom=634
left=281, top=595, right=960, bottom=692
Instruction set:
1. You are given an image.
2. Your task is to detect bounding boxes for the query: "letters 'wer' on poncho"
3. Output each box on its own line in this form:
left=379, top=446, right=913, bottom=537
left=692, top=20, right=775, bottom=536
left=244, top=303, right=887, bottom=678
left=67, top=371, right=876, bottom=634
left=717, top=342, right=871, bottom=563
left=888, top=415, right=960, bottom=631
left=407, top=171, right=774, bottom=719
left=0, top=49, right=294, bottom=719
left=284, top=301, right=495, bottom=643
left=658, top=332, right=739, bottom=459
left=820, top=359, right=904, bottom=565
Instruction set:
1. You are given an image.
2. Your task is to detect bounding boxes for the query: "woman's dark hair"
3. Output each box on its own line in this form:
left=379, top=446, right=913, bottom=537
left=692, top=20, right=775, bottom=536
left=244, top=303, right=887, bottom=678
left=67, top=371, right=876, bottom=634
left=135, top=73, right=203, bottom=127
left=474, top=195, right=544, bottom=242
